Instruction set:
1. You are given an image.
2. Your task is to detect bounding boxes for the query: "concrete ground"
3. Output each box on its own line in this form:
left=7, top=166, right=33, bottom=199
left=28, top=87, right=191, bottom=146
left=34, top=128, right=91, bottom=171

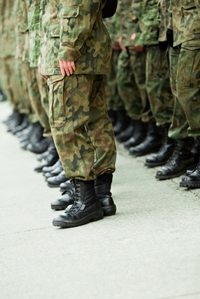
left=0, top=100, right=200, bottom=299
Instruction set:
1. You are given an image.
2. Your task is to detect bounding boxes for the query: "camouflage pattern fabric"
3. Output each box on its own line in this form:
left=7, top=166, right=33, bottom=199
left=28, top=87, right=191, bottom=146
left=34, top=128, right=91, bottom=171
left=49, top=74, right=116, bottom=180
left=40, top=0, right=111, bottom=76
left=170, top=0, right=200, bottom=48
left=134, top=0, right=160, bottom=46
left=146, top=46, right=174, bottom=127
left=117, top=48, right=152, bottom=122
left=104, top=50, right=124, bottom=111
left=104, top=12, right=124, bottom=111
left=158, top=0, right=170, bottom=42
left=41, top=0, right=116, bottom=180
left=116, top=0, right=152, bottom=122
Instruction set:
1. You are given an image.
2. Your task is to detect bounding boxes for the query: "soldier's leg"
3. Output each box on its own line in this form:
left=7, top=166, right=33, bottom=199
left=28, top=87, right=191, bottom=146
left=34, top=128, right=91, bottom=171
left=49, top=74, right=116, bottom=181
left=156, top=47, right=196, bottom=180
left=144, top=45, right=175, bottom=167
left=105, top=49, right=124, bottom=126
left=51, top=74, right=116, bottom=227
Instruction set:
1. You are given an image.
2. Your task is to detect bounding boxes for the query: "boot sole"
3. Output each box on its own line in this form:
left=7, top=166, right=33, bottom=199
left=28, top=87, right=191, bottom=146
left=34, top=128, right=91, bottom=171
left=156, top=163, right=197, bottom=180
left=179, top=181, right=200, bottom=188
left=52, top=211, right=104, bottom=228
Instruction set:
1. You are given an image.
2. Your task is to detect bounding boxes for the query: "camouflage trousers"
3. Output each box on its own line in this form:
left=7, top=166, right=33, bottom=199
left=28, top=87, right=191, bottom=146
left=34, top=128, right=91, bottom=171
left=104, top=50, right=124, bottom=111
left=168, top=46, right=200, bottom=139
left=24, top=65, right=51, bottom=136
left=1, top=56, right=20, bottom=110
left=48, top=74, right=116, bottom=180
left=117, top=47, right=152, bottom=122
left=146, top=45, right=174, bottom=127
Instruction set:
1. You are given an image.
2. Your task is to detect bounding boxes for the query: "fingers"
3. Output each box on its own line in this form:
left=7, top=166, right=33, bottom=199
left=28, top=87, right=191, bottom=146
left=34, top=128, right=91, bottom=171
left=59, top=60, right=76, bottom=77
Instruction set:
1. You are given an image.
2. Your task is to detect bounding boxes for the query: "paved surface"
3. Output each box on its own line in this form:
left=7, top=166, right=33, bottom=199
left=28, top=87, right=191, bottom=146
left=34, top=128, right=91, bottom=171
left=0, top=100, right=200, bottom=299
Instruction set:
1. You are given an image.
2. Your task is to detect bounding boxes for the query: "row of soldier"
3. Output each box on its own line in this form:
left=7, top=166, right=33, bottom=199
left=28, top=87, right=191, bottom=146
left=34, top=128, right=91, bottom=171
left=104, top=0, right=200, bottom=189
left=1, top=0, right=200, bottom=227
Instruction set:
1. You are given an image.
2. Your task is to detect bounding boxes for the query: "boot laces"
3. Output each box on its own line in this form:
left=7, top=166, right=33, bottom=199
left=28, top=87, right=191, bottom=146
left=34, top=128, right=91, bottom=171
left=67, top=181, right=85, bottom=213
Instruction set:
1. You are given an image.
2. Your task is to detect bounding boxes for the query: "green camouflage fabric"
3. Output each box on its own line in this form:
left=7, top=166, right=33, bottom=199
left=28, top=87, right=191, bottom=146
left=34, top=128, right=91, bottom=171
left=168, top=46, right=200, bottom=138
left=26, top=0, right=41, bottom=67
left=170, top=0, right=200, bottom=48
left=158, top=0, right=170, bottom=42
left=41, top=0, right=116, bottom=180
left=168, top=47, right=189, bottom=139
left=116, top=0, right=152, bottom=122
left=25, top=65, right=51, bottom=131
left=104, top=50, right=124, bottom=111
left=146, top=45, right=174, bottom=126
left=49, top=74, right=116, bottom=180
left=40, top=0, right=112, bottom=76
left=104, top=12, right=124, bottom=111
left=103, top=11, right=120, bottom=45
left=26, top=0, right=51, bottom=134
left=134, top=0, right=160, bottom=46
left=0, top=0, right=20, bottom=109
left=117, top=48, right=152, bottom=122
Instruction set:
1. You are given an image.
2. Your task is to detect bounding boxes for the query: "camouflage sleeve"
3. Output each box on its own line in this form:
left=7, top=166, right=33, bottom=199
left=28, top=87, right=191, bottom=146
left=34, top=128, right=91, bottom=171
left=58, top=0, right=103, bottom=61
left=134, top=0, right=160, bottom=46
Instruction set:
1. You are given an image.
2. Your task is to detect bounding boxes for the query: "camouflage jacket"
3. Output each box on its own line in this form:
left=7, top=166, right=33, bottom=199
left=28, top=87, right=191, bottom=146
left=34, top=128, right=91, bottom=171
left=158, top=0, right=170, bottom=42
left=26, top=0, right=40, bottom=67
left=117, top=0, right=141, bottom=47
left=40, top=0, right=112, bottom=76
left=134, top=0, right=160, bottom=46
left=169, top=0, right=200, bottom=48
left=103, top=11, right=120, bottom=46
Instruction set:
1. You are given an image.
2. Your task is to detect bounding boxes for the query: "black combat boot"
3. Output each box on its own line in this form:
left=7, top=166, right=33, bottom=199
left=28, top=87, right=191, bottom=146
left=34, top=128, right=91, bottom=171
left=180, top=137, right=200, bottom=188
left=129, top=122, right=163, bottom=156
left=156, top=137, right=197, bottom=180
left=51, top=180, right=75, bottom=210
left=95, top=173, right=116, bottom=216
left=116, top=119, right=135, bottom=143
left=113, top=110, right=130, bottom=136
left=6, top=111, right=24, bottom=132
left=52, top=180, right=104, bottom=228
left=11, top=114, right=29, bottom=134
left=145, top=125, right=175, bottom=167
left=34, top=142, right=59, bottom=172
left=26, top=137, right=51, bottom=154
left=124, top=120, right=147, bottom=149
left=47, top=170, right=67, bottom=187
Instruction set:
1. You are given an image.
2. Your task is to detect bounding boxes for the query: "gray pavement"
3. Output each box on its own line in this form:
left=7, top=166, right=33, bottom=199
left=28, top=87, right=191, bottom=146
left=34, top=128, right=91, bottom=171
left=0, top=100, right=200, bottom=299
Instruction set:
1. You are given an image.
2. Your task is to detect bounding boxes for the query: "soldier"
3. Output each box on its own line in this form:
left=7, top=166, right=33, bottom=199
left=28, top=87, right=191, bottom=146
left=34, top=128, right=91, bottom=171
left=162, top=0, right=200, bottom=186
left=39, top=0, right=117, bottom=228
left=129, top=0, right=174, bottom=158
left=103, top=11, right=125, bottom=129
left=144, top=0, right=175, bottom=167
left=116, top=0, right=152, bottom=146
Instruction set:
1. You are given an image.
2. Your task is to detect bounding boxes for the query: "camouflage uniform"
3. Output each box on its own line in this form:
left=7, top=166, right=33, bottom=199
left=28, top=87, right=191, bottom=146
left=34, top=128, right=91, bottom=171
left=104, top=13, right=124, bottom=112
left=40, top=0, right=116, bottom=180
left=1, top=0, right=19, bottom=109
left=14, top=0, right=34, bottom=117
left=26, top=0, right=51, bottom=136
left=168, top=0, right=200, bottom=139
left=134, top=0, right=174, bottom=127
left=117, top=0, right=151, bottom=122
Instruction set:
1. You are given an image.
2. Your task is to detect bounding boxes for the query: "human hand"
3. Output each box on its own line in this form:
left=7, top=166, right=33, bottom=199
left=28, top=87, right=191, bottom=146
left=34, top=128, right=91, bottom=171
left=59, top=60, right=76, bottom=76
